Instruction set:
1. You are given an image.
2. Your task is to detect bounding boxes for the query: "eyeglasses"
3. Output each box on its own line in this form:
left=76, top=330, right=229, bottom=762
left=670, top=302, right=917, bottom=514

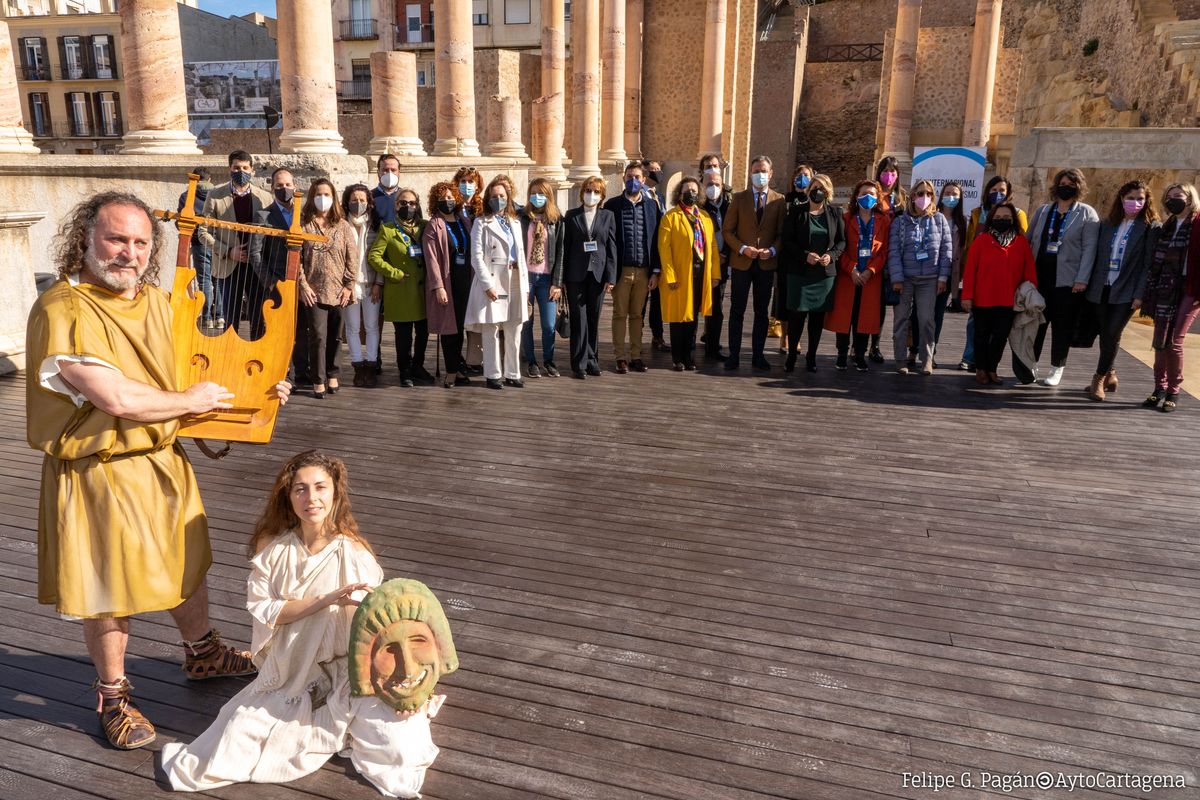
left=397, top=200, right=418, bottom=207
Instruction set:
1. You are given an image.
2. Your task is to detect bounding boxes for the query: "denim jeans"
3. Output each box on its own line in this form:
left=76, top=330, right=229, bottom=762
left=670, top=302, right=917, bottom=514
left=961, top=312, right=976, bottom=364
left=521, top=271, right=557, bottom=365
left=192, top=241, right=223, bottom=322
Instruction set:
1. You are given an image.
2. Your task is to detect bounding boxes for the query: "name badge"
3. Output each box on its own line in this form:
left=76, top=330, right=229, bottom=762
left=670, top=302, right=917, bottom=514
left=455, top=253, right=466, bottom=265
left=858, top=247, right=872, bottom=259
left=915, top=249, right=930, bottom=261
left=408, top=244, right=423, bottom=258
left=1046, top=241, right=1060, bottom=254
left=1109, top=258, right=1121, bottom=270
left=583, top=241, right=598, bottom=253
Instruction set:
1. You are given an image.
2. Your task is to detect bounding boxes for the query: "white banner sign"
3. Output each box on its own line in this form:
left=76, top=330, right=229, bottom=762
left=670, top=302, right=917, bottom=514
left=910, top=146, right=988, bottom=217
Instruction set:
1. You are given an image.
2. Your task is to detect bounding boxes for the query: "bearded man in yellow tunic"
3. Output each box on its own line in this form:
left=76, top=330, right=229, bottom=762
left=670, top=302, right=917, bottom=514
left=26, top=192, right=288, bottom=751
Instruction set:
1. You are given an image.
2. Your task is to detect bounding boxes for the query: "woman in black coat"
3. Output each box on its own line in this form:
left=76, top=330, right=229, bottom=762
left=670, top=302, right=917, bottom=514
left=561, top=176, right=618, bottom=379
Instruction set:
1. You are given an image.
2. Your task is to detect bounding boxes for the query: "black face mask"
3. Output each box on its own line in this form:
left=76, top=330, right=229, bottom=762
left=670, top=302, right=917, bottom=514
left=810, top=188, right=827, bottom=204
left=274, top=187, right=292, bottom=205
left=649, top=170, right=664, bottom=185
left=1054, top=184, right=1078, bottom=201
left=680, top=190, right=698, bottom=206
left=439, top=199, right=458, bottom=215
left=398, top=205, right=417, bottom=222
left=990, top=218, right=1014, bottom=234
left=1165, top=197, right=1188, bottom=215
left=231, top=170, right=251, bottom=187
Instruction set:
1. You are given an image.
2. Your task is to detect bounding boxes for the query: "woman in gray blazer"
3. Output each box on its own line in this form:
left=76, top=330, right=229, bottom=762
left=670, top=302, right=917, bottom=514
left=1017, top=168, right=1101, bottom=386
left=1076, top=180, right=1161, bottom=400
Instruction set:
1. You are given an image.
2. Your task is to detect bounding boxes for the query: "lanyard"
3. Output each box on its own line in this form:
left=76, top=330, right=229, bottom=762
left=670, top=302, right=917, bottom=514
left=1111, top=221, right=1134, bottom=262
left=913, top=216, right=931, bottom=248
left=393, top=224, right=414, bottom=249
left=445, top=219, right=465, bottom=254
left=1049, top=204, right=1074, bottom=242
left=858, top=213, right=875, bottom=244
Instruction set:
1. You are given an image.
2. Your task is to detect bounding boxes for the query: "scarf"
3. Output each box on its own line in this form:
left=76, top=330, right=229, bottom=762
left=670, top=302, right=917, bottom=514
left=990, top=228, right=1017, bottom=248
left=683, top=205, right=705, bottom=263
left=530, top=217, right=547, bottom=265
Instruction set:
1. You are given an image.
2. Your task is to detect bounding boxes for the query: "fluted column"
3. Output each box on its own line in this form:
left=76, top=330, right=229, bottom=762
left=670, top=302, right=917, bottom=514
left=696, top=0, right=727, bottom=158
left=117, top=0, right=200, bottom=154
left=277, top=0, right=346, bottom=153
left=623, top=0, right=643, bottom=159
left=962, top=0, right=1002, bottom=148
left=368, top=51, right=426, bottom=156
left=599, top=0, right=627, bottom=162
left=533, top=0, right=566, bottom=178
left=433, top=0, right=481, bottom=156
left=0, top=22, right=38, bottom=153
left=882, top=0, right=922, bottom=163
left=567, top=0, right=602, bottom=181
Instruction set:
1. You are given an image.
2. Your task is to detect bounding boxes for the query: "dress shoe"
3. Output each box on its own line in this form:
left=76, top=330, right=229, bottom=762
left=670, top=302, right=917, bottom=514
left=652, top=338, right=671, bottom=353
left=585, top=365, right=602, bottom=377
left=544, top=362, right=561, bottom=377
left=1162, top=392, right=1179, bottom=412
left=704, top=349, right=727, bottom=361
left=411, top=366, right=435, bottom=384
left=684, top=361, right=697, bottom=371
left=313, top=384, right=326, bottom=398
left=752, top=356, right=771, bottom=371
left=869, top=347, right=884, bottom=364
left=784, top=352, right=797, bottom=373
left=572, top=370, right=586, bottom=380
left=467, top=364, right=484, bottom=376
left=805, top=357, right=817, bottom=373
left=486, top=378, right=503, bottom=390
left=504, top=378, right=525, bottom=388
left=724, top=357, right=740, bottom=371
left=327, top=378, right=340, bottom=394
left=454, top=374, right=472, bottom=386
left=1143, top=389, right=1164, bottom=408
left=854, top=355, right=869, bottom=372
left=835, top=354, right=848, bottom=371
left=629, top=359, right=647, bottom=372
left=615, top=359, right=629, bottom=374
left=672, top=362, right=684, bottom=371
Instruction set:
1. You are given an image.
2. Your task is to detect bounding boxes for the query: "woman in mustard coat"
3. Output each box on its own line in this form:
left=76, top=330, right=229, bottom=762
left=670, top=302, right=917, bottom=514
left=657, top=176, right=720, bottom=371
left=368, top=188, right=430, bottom=387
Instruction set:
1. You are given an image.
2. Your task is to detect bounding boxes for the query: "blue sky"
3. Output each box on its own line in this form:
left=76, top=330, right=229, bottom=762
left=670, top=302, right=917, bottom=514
left=201, top=0, right=277, bottom=17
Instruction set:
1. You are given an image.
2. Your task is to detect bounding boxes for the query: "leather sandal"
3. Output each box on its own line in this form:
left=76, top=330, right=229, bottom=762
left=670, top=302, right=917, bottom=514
left=181, top=629, right=257, bottom=681
left=94, top=678, right=156, bottom=750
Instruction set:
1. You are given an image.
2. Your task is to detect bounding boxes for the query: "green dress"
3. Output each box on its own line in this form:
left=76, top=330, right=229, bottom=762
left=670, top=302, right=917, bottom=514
left=787, top=213, right=835, bottom=312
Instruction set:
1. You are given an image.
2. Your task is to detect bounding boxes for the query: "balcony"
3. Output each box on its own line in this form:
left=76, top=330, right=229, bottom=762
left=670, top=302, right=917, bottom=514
left=21, top=65, right=52, bottom=81
left=339, top=18, right=378, bottom=39
left=337, top=79, right=372, bottom=99
left=393, top=23, right=434, bottom=47
left=48, top=120, right=122, bottom=138
left=60, top=64, right=116, bottom=80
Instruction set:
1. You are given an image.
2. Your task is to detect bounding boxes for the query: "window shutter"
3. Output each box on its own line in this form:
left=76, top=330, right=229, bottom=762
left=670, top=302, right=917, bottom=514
left=17, top=39, right=28, bottom=69
left=57, top=36, right=68, bottom=78
left=65, top=93, right=76, bottom=134
left=112, top=91, right=122, bottom=135
left=83, top=36, right=97, bottom=79
left=109, top=37, right=118, bottom=80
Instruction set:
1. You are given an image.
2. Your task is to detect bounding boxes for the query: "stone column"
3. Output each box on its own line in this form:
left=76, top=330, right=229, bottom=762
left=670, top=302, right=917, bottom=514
left=432, top=0, right=481, bottom=157
left=532, top=0, right=567, bottom=178
left=276, top=0, right=347, bottom=153
left=0, top=23, right=38, bottom=153
left=882, top=0, right=922, bottom=164
left=962, top=0, right=1002, bottom=148
left=368, top=51, right=425, bottom=156
left=117, top=0, right=200, bottom=154
left=0, top=211, right=46, bottom=375
left=485, top=96, right=528, bottom=158
left=696, top=0, right=727, bottom=158
left=623, top=0, right=644, bottom=159
left=567, top=0, right=602, bottom=181
left=599, top=0, right=627, bottom=162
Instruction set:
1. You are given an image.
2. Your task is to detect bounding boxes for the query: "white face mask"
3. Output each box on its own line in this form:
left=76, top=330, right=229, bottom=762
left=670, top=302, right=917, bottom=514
left=582, top=192, right=601, bottom=208
left=705, top=184, right=722, bottom=201
left=314, top=195, right=333, bottom=213
left=379, top=171, right=399, bottom=189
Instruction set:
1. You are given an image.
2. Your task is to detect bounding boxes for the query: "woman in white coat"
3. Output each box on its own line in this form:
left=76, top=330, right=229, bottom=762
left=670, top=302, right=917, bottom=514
left=464, top=174, right=531, bottom=389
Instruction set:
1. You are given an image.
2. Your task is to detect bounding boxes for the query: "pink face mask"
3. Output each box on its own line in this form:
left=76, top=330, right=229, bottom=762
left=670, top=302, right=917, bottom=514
left=913, top=195, right=931, bottom=211
left=880, top=170, right=898, bottom=188
left=1122, top=198, right=1145, bottom=216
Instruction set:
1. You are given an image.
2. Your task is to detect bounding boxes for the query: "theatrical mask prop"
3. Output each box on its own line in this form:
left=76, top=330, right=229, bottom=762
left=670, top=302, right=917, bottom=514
left=349, top=578, right=459, bottom=713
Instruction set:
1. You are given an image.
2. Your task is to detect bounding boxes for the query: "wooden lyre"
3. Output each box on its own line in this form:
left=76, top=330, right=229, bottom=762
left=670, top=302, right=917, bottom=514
left=154, top=173, right=327, bottom=452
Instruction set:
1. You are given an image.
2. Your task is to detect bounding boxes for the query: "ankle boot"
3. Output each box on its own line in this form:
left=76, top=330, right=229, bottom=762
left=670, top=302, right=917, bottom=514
left=1104, top=369, right=1118, bottom=393
left=351, top=361, right=366, bottom=387
left=1085, top=373, right=1106, bottom=401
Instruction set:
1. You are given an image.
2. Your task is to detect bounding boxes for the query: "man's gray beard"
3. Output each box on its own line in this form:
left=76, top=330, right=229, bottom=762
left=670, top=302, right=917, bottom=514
left=83, top=249, right=145, bottom=293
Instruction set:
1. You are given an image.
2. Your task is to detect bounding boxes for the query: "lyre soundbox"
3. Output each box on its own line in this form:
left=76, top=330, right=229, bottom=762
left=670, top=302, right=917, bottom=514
left=156, top=173, right=328, bottom=446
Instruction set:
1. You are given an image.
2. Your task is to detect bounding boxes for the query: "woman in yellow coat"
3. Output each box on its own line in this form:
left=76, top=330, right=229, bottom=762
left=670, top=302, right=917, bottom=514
left=657, top=176, right=721, bottom=370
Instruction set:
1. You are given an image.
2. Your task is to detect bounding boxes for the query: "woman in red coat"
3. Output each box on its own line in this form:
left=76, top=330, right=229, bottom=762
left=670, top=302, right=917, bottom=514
left=825, top=179, right=890, bottom=371
left=962, top=202, right=1037, bottom=385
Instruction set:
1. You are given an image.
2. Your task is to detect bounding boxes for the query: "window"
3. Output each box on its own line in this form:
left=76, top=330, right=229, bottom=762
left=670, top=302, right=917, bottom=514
left=90, top=34, right=115, bottom=79
left=28, top=92, right=51, bottom=136
left=6, top=0, right=52, bottom=16
left=94, top=90, right=120, bottom=136
left=564, top=0, right=571, bottom=19
left=503, top=0, right=529, bottom=24
left=66, top=91, right=92, bottom=135
left=351, top=59, right=371, bottom=81
left=405, top=3, right=422, bottom=43
left=59, top=35, right=86, bottom=79
left=471, top=0, right=487, bottom=25
left=19, top=37, right=50, bottom=80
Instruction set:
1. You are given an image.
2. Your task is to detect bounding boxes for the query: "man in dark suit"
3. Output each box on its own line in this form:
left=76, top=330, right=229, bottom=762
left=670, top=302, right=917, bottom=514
left=562, top=177, right=618, bottom=379
left=723, top=155, right=787, bottom=371
left=248, top=168, right=298, bottom=378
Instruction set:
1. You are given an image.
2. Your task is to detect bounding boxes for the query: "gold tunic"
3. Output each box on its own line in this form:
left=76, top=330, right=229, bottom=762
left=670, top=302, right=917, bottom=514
left=25, top=278, right=211, bottom=619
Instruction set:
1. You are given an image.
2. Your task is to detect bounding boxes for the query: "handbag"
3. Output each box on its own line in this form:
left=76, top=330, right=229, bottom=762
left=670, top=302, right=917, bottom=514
left=556, top=302, right=570, bottom=339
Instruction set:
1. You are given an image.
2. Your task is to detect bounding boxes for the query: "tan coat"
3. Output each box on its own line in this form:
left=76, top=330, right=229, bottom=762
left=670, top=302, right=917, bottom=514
left=198, top=181, right=275, bottom=277
left=722, top=187, right=787, bottom=271
left=300, top=218, right=359, bottom=306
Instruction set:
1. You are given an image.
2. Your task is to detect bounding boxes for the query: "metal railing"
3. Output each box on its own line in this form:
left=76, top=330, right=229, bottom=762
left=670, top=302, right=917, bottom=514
left=48, top=120, right=122, bottom=138
left=393, top=23, right=434, bottom=45
left=339, top=18, right=378, bottom=39
left=59, top=64, right=116, bottom=79
left=338, top=79, right=372, bottom=99
left=808, top=43, right=884, bottom=63
left=21, top=65, right=51, bottom=80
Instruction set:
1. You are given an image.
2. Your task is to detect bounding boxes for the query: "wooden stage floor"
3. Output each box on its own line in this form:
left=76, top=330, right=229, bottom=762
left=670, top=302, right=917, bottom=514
left=1, top=305, right=1199, bottom=800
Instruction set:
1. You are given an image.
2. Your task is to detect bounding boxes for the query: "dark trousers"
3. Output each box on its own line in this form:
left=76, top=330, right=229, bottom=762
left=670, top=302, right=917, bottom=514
left=296, top=302, right=343, bottom=385
left=670, top=266, right=705, bottom=365
left=441, top=266, right=472, bottom=375
left=703, top=278, right=727, bottom=355
left=1094, top=288, right=1136, bottom=375
left=441, top=332, right=464, bottom=375
left=567, top=276, right=604, bottom=372
left=1012, top=285, right=1078, bottom=382
left=393, top=319, right=429, bottom=376
left=787, top=309, right=825, bottom=365
left=974, top=306, right=1015, bottom=374
left=648, top=287, right=664, bottom=340
left=220, top=261, right=270, bottom=340
left=728, top=264, right=774, bottom=359
left=835, top=285, right=869, bottom=357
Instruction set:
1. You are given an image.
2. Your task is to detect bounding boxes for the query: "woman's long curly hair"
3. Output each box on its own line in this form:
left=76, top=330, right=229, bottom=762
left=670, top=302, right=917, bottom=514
left=248, top=450, right=373, bottom=558
left=428, top=180, right=462, bottom=218
left=53, top=192, right=164, bottom=287
left=452, top=166, right=485, bottom=218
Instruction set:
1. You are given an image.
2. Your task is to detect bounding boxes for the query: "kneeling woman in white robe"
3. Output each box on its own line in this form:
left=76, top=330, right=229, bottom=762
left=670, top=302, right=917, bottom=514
left=161, top=451, right=453, bottom=798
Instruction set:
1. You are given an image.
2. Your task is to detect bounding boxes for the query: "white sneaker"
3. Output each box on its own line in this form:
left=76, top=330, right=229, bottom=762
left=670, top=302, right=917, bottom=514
left=1041, top=366, right=1065, bottom=387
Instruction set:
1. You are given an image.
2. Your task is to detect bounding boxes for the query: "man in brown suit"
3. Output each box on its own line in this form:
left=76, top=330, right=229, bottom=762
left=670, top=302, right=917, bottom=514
left=722, top=155, right=786, bottom=370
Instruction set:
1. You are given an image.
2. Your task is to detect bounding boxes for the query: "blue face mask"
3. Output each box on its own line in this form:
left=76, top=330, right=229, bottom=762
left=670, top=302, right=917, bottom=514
left=489, top=196, right=506, bottom=214
left=987, top=190, right=1005, bottom=207
left=941, top=196, right=960, bottom=209
left=529, top=193, right=547, bottom=209
left=625, top=178, right=643, bottom=196
left=459, top=181, right=477, bottom=199
left=794, top=175, right=811, bottom=190
left=857, top=194, right=878, bottom=211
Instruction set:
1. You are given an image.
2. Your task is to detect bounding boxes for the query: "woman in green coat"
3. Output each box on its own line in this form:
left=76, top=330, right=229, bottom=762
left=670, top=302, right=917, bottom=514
left=368, top=188, right=430, bottom=387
